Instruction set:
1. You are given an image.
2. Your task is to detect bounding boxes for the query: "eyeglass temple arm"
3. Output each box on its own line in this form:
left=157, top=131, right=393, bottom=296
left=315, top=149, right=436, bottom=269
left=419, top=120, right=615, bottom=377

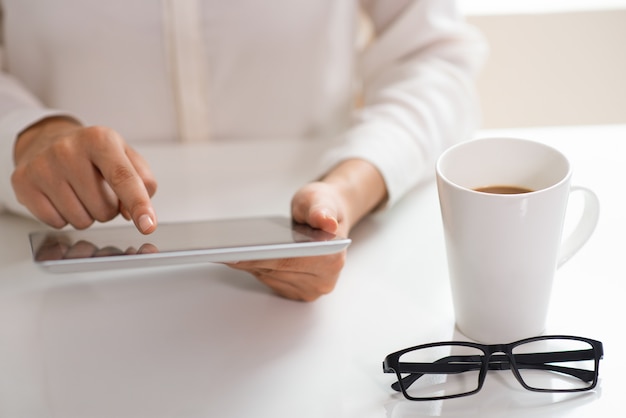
left=389, top=355, right=479, bottom=392
left=511, top=350, right=597, bottom=381
left=390, top=349, right=596, bottom=392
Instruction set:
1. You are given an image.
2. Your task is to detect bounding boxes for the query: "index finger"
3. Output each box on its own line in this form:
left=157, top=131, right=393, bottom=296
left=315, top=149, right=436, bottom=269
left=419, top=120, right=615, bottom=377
left=88, top=128, right=157, bottom=234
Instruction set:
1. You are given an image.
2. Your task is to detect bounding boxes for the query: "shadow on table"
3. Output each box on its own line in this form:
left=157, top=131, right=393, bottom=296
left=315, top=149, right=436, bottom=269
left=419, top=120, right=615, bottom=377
left=385, top=388, right=599, bottom=418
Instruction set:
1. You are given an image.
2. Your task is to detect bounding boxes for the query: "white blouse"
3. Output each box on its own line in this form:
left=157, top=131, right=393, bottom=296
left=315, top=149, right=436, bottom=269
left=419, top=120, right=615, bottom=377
left=0, top=0, right=486, bottom=215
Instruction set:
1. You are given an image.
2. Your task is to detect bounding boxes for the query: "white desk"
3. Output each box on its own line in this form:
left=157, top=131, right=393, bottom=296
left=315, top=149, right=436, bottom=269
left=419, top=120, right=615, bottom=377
left=1, top=125, right=624, bottom=418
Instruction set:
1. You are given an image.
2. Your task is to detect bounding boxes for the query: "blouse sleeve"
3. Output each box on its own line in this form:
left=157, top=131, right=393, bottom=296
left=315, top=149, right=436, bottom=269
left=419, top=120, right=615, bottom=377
left=321, top=0, right=488, bottom=207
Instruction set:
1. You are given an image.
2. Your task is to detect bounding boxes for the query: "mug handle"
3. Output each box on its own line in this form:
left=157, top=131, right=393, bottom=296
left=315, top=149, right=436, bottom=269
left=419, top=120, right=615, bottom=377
left=557, top=186, right=600, bottom=268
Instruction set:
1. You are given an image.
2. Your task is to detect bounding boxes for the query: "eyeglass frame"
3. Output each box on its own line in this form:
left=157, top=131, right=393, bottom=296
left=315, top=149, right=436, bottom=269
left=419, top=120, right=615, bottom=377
left=382, top=335, right=604, bottom=401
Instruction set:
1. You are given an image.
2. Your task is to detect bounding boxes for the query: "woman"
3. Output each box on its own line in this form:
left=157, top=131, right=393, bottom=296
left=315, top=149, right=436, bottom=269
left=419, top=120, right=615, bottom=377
left=0, top=0, right=486, bottom=300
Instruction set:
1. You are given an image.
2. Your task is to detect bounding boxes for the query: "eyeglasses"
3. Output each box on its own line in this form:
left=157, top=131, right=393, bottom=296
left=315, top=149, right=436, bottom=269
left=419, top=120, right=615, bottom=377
left=383, top=335, right=603, bottom=401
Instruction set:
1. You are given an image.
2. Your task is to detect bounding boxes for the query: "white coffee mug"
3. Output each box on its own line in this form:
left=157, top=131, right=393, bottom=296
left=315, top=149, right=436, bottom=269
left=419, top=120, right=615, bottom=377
left=436, top=137, right=599, bottom=343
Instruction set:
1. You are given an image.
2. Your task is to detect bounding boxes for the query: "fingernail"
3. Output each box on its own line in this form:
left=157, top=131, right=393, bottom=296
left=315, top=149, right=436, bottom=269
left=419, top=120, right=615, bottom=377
left=138, top=214, right=155, bottom=233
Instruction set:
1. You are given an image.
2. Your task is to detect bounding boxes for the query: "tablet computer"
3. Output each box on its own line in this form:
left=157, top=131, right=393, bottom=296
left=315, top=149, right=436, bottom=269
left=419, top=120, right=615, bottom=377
left=30, top=216, right=351, bottom=273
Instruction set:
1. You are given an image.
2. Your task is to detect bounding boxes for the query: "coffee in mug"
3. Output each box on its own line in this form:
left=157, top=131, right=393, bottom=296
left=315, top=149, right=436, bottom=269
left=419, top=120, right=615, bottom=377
left=474, top=185, right=533, bottom=194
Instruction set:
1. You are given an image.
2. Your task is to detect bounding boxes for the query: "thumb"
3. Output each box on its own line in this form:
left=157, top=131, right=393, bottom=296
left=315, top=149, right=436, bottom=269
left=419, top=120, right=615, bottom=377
left=307, top=205, right=339, bottom=234
left=291, top=183, right=341, bottom=234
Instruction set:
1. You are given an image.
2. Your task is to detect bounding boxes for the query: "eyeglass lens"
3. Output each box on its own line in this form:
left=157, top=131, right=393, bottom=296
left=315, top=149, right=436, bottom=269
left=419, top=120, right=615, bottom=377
left=512, top=338, right=597, bottom=391
left=397, top=344, right=484, bottom=399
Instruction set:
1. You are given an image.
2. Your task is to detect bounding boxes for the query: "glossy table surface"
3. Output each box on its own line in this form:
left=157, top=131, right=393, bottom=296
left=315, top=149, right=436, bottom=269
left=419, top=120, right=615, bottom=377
left=1, top=124, right=624, bottom=418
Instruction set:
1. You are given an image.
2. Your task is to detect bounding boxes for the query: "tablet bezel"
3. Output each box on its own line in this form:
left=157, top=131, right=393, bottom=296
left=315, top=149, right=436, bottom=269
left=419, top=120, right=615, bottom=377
left=29, top=216, right=351, bottom=273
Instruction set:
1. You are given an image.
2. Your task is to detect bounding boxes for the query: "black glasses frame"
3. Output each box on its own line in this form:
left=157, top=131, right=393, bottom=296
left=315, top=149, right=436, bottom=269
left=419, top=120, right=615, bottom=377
left=383, top=335, right=603, bottom=401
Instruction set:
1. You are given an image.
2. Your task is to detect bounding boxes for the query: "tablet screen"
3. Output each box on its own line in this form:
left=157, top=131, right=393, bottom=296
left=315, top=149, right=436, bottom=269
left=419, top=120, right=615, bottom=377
left=30, top=216, right=350, bottom=273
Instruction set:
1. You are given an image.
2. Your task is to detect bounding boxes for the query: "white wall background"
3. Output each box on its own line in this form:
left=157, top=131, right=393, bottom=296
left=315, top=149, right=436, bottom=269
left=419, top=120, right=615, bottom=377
left=461, top=1, right=626, bottom=128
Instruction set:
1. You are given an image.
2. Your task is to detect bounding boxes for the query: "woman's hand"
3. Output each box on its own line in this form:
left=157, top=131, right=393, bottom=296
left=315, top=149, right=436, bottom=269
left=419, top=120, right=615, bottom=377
left=11, top=117, right=158, bottom=233
left=227, top=159, right=387, bottom=301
